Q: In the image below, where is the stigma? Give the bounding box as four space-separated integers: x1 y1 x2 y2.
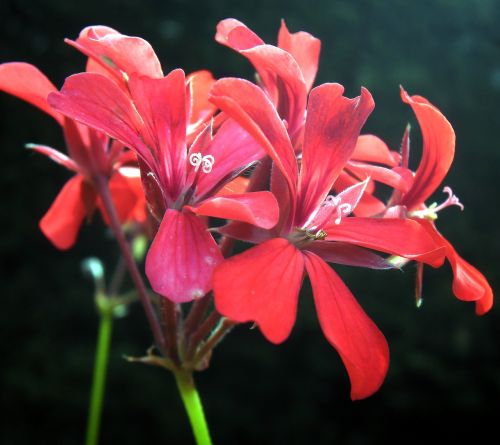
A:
189 152 215 173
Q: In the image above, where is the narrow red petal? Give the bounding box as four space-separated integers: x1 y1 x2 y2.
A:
214 238 304 343
351 135 399 166
303 251 389 400
306 241 392 269
419 220 493 314
39 175 88 250
346 161 414 192
400 87 455 208
27 144 78 172
0 62 63 125
188 191 278 229
297 85 374 226
277 20 321 92
324 217 446 267
145 210 223 303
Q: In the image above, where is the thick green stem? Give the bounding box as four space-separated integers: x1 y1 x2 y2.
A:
85 304 113 445
174 371 212 445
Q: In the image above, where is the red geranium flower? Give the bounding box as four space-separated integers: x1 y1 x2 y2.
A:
48 69 279 303
0 62 145 249
210 78 446 399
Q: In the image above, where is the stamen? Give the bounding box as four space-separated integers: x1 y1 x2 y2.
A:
189 152 215 173
433 186 464 213
334 203 352 225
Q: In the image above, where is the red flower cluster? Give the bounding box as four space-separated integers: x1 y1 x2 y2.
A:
1 19 492 400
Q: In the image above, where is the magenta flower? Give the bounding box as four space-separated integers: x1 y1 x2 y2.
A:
48 69 278 302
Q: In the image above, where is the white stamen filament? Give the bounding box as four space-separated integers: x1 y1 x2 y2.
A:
433 186 464 212
334 203 352 225
189 152 215 173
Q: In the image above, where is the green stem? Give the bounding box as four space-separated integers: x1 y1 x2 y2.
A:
85 303 113 445
174 371 213 445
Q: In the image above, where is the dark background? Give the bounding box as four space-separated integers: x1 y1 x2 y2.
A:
1 0 499 443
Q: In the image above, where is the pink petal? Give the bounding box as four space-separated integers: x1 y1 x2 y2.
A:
213 238 304 343
334 172 386 217
48 73 152 166
303 251 389 400
210 78 298 199
0 62 63 125
400 87 455 208
277 20 321 92
296 84 375 226
215 19 264 50
67 25 163 80
145 210 223 303
306 241 392 269
128 70 188 198
26 143 78 172
195 119 265 199
324 217 446 267
351 135 399 166
188 191 279 229
39 175 88 250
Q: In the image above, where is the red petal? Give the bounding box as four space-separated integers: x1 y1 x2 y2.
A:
400 87 455 208
128 70 188 198
419 221 493 314
48 73 152 166
217 221 275 244
39 175 88 250
297 85 374 226
145 210 223 303
67 25 163 80
186 70 217 133
210 78 298 198
277 20 321 92
215 19 264 50
188 191 278 229
0 62 63 125
324 217 446 267
213 238 304 343
27 144 78 172
351 135 399 166
303 251 389 400
241 45 307 136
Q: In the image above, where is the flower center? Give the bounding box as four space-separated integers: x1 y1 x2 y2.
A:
189 152 215 173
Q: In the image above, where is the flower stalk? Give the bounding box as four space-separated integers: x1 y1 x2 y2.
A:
174 371 213 445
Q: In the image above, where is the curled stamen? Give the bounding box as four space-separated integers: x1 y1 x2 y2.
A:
324 195 340 207
334 203 352 225
189 152 215 173
433 186 464 212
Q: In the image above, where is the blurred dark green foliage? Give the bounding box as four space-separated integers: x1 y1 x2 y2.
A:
0 0 499 443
